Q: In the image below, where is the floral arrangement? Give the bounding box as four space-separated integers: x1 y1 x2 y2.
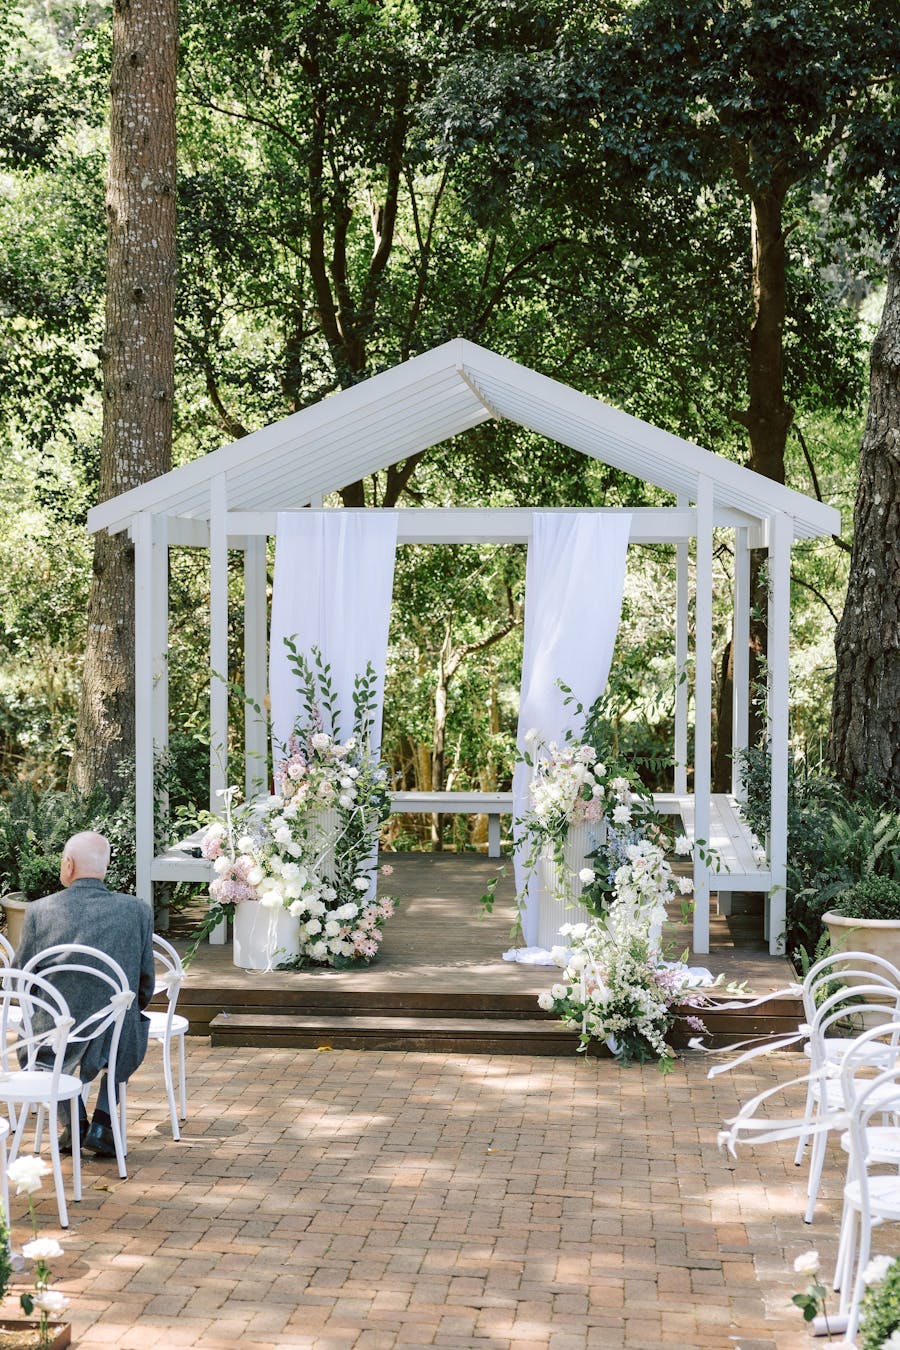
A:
857 1253 900 1349
193 646 395 969
8 1155 70 1346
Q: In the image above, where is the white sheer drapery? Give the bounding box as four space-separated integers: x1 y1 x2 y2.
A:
513 511 632 948
269 511 399 757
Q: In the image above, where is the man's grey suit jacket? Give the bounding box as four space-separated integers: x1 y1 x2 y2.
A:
15 877 155 1085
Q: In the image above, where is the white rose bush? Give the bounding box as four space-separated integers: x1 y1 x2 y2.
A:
8 1156 70 1346
855 1253 900 1349
192 646 396 969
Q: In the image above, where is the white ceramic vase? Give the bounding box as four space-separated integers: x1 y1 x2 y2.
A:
535 820 605 950
233 900 300 972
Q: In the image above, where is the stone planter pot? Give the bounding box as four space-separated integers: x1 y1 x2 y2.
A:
232 901 300 972
535 820 604 950
0 892 28 950
823 910 900 986
0 1319 71 1348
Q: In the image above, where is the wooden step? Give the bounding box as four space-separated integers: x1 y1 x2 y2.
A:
209 1011 586 1055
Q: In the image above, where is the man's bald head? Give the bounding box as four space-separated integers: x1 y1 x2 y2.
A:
60 831 111 887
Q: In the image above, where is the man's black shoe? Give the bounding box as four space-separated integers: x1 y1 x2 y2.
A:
82 1120 118 1159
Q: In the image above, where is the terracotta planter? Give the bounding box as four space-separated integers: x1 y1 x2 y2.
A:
823 910 900 985
232 901 300 972
0 892 28 950
0 1319 71 1349
535 820 605 950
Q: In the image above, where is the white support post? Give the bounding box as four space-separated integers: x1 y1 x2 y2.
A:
243 535 269 798
133 513 155 912
692 477 714 955
209 477 229 944
731 526 751 800
767 511 793 956
674 495 690 796
151 514 170 929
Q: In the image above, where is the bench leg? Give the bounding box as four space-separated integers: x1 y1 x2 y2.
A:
717 891 733 917
488 814 501 858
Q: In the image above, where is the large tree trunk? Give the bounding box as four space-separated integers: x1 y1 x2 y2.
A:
828 225 900 793
714 180 794 790
71 0 178 794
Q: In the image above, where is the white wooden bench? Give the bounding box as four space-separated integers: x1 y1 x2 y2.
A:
653 791 771 915
389 791 514 858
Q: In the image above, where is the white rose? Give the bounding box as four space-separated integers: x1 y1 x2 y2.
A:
567 952 586 973
247 865 264 886
549 945 569 967
340 941 355 957
340 777 353 789
212 855 231 875
678 877 694 895
311 732 331 750
346 767 359 779
324 920 341 937
578 867 595 884
283 882 302 899
8 1156 50 1194
305 919 323 936
336 902 358 921
353 877 369 892
32 1289 69 1316
863 1254 895 1286
259 890 285 911
274 826 292 846
537 991 555 1011
22 1237 65 1261
339 795 353 808
288 900 307 917
237 835 254 853
792 1250 821 1278
308 899 326 917
328 939 344 954
550 983 568 1001
310 941 329 960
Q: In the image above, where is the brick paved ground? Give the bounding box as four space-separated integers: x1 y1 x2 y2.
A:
0 1045 853 1350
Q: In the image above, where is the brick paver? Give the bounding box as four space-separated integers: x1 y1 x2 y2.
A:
0 1045 851 1348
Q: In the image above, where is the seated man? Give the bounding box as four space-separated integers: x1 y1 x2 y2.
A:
15 830 155 1157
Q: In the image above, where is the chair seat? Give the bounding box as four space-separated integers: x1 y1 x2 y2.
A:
845 1173 900 1221
841 1126 900 1161
143 1010 188 1039
0 1070 83 1104
806 1037 897 1065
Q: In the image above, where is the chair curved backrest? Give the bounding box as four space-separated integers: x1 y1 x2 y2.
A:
152 933 185 1036
20 943 134 1074
802 950 900 1023
0 933 15 967
0 967 74 1078
807 982 900 1073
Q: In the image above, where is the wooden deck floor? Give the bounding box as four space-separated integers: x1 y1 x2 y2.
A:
168 851 794 1001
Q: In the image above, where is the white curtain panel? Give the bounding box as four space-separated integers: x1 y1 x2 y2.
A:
269 511 399 758
514 511 633 947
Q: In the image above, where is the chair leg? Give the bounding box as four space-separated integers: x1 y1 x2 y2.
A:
833 1201 853 1293
845 1218 873 1344
118 1082 127 1156
0 1129 8 1241
162 1037 180 1142
794 1078 815 1165
805 1126 829 1224
46 1107 68 1230
106 1081 127 1181
70 1098 82 1203
177 1033 187 1123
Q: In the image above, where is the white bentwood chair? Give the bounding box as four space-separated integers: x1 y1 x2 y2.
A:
840 1063 900 1343
19 945 134 1187
123 934 188 1141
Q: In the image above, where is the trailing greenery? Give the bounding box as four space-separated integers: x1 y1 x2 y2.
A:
738 746 900 957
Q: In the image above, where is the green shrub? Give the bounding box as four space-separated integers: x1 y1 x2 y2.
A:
833 875 900 922
738 747 900 958
859 1256 900 1348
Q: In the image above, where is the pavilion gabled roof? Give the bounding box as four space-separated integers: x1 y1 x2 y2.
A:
88 339 840 540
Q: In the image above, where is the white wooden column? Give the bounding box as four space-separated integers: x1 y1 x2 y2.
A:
209 476 229 807
692 477 714 954
767 511 793 955
243 535 269 798
151 514 170 927
209 478 230 945
674 495 690 795
133 513 155 909
731 525 751 800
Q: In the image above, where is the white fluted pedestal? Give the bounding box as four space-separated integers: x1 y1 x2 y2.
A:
535 821 604 950
233 902 300 971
